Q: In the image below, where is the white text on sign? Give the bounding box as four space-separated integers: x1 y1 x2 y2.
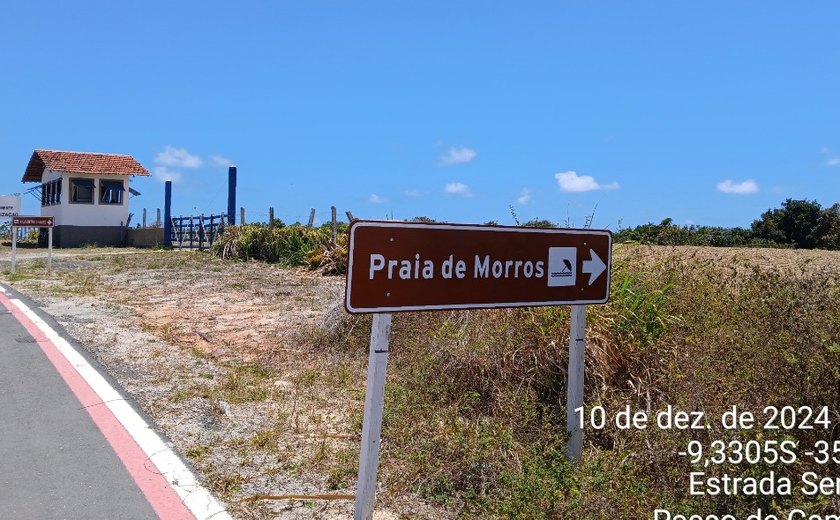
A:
369 253 547 281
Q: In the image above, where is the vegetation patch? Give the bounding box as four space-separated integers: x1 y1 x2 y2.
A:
313 248 840 517
615 198 840 249
213 222 348 274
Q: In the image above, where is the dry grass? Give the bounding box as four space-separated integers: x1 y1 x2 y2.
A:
315 245 840 518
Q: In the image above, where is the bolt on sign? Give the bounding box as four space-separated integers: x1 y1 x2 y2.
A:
345 221 612 313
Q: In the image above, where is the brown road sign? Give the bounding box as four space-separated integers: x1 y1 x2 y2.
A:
12 216 54 228
345 221 612 313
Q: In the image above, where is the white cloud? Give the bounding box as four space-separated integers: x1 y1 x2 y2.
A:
368 193 386 204
819 147 839 166
438 146 477 166
153 166 183 183
445 182 473 197
554 171 619 192
155 146 203 168
210 155 232 167
517 188 532 205
717 179 758 194
404 189 424 197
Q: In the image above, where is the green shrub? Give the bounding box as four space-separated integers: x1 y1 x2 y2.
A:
615 198 839 250
213 222 348 272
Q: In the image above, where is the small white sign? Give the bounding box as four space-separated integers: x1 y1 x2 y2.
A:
0 194 21 219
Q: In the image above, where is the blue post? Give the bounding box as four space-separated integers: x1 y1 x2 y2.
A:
227 166 237 226
164 181 172 247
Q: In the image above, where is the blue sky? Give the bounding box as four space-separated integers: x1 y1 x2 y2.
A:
1 1 838 229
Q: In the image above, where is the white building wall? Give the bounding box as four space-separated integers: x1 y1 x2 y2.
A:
39 169 130 227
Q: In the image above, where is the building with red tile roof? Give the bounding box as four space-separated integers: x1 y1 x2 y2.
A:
21 150 150 247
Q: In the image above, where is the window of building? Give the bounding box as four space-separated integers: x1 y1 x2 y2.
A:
100 180 125 205
70 178 95 204
41 179 62 206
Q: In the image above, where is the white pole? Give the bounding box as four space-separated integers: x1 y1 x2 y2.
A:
47 227 53 272
355 313 393 520
566 305 586 461
11 226 17 275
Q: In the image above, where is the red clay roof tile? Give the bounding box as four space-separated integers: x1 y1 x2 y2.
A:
22 149 151 182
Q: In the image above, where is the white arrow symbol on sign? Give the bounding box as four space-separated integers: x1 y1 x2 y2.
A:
581 249 606 285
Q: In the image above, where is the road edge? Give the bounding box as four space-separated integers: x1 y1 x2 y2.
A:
0 282 233 520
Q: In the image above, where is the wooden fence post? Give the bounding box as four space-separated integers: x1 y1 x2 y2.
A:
240 207 246 226
142 208 147 228
156 208 161 227
308 208 316 228
346 211 355 222
198 214 205 251
269 207 275 229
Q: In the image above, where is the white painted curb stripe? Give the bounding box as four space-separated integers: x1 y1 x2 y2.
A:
1 284 232 520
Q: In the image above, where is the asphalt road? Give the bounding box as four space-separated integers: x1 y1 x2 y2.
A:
0 301 158 519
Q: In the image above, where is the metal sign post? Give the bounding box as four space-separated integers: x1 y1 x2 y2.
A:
566 305 586 460
11 227 17 275
47 226 53 272
354 313 392 520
